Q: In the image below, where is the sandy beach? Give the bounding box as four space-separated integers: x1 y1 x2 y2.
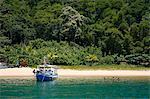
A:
0 68 34 77
0 67 150 77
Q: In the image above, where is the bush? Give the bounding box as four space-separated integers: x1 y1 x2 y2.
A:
84 54 99 66
113 55 126 64
1 40 103 66
125 54 150 66
99 56 115 65
2 39 148 67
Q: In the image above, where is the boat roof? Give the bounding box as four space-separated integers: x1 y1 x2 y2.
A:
38 65 58 68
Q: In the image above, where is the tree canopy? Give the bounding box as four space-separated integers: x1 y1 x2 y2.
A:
0 0 149 66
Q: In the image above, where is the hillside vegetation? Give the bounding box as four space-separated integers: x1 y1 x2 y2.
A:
0 0 149 67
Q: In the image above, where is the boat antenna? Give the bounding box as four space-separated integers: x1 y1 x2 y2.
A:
44 56 46 65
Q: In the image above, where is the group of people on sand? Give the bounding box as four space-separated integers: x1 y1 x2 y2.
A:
104 77 120 81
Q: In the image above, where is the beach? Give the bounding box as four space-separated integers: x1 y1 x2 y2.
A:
0 67 150 77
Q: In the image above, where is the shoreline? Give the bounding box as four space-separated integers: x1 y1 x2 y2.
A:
58 69 150 77
0 67 150 77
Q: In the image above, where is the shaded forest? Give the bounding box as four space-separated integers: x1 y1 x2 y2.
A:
0 0 149 66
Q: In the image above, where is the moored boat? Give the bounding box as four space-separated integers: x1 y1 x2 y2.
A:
33 65 58 81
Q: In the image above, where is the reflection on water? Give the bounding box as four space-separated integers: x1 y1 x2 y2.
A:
0 77 150 99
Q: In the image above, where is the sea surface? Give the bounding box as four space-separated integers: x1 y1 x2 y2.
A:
0 77 149 99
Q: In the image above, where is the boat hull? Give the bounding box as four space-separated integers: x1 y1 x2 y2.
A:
36 74 58 81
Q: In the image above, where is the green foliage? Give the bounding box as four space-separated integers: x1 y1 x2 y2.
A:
125 54 150 67
60 65 150 70
99 56 115 65
0 0 149 67
85 54 99 66
1 40 102 66
0 36 11 47
59 6 87 42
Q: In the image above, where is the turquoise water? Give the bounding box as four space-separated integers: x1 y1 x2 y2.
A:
0 77 149 99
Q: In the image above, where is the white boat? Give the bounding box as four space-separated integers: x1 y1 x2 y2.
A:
33 65 58 81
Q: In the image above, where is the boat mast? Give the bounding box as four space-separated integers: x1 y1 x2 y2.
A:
43 56 47 70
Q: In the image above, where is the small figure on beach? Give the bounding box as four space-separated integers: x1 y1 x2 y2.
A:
112 77 120 81
16 60 20 68
104 77 120 81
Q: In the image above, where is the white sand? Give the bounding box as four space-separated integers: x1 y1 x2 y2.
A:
58 69 150 77
0 68 150 77
0 67 34 77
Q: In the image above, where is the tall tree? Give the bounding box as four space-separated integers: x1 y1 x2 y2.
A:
59 6 87 43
